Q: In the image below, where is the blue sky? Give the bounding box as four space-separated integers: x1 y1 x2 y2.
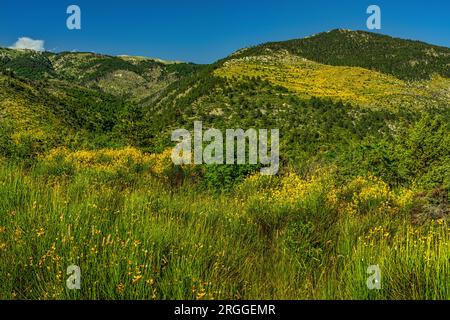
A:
1 0 449 63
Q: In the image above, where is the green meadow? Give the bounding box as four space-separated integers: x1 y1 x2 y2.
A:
0 146 448 300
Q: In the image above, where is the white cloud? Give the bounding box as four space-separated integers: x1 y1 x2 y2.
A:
10 37 45 51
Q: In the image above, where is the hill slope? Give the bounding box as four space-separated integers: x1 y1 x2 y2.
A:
0 30 449 169
231 29 450 80
0 48 203 100
215 49 450 110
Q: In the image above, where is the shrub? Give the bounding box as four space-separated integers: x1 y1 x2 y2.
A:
202 164 258 192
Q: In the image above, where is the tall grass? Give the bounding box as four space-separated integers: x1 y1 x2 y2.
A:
0 151 448 300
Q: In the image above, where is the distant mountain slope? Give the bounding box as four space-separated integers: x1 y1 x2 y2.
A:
0 48 55 80
232 29 450 80
0 48 202 100
0 29 449 158
50 52 200 91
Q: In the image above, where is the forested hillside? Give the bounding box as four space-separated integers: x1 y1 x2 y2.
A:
232 29 450 80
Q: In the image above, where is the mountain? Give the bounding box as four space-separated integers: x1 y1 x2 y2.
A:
0 30 449 187
0 48 202 99
0 48 203 154
231 29 450 80
130 31 449 152
215 29 450 110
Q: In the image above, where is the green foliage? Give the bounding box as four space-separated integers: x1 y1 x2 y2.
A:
349 114 450 191
0 48 55 79
234 29 450 80
403 115 450 189
0 121 14 159
202 164 259 192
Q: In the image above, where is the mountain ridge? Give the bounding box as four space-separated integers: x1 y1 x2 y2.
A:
3 28 450 65
0 29 449 158
227 29 450 81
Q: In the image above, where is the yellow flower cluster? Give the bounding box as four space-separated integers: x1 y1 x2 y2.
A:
361 226 391 245
335 175 394 215
42 147 192 179
191 278 211 300
243 169 333 208
270 172 315 206
393 187 415 209
44 147 153 173
147 149 175 176
241 169 417 218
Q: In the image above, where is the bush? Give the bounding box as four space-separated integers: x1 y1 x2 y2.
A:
202 164 259 192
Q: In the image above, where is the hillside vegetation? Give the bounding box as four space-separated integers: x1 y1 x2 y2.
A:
215 50 450 110
0 48 202 100
0 30 449 300
232 29 450 80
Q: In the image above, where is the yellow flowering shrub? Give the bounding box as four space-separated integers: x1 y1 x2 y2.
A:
147 149 175 176
393 187 416 209
42 147 153 173
334 175 394 215
41 147 192 178
241 168 334 208
235 173 278 197
41 147 200 185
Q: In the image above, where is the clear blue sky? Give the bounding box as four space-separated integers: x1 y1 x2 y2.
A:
1 0 449 63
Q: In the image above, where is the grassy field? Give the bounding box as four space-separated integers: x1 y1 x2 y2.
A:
1 148 448 300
